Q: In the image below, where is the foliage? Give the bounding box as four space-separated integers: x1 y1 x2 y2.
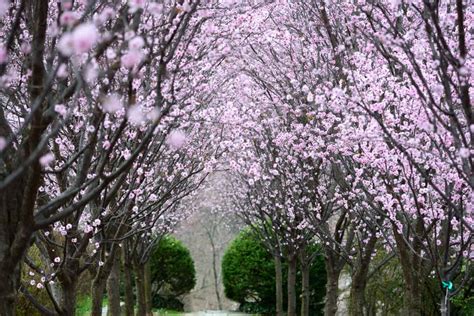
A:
222 229 276 307
149 235 196 309
222 230 326 315
152 296 184 313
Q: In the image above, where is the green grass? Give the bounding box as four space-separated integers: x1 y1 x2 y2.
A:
75 296 108 316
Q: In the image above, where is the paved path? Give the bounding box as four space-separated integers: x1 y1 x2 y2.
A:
100 308 250 316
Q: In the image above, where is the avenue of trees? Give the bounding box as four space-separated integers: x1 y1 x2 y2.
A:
0 0 472 316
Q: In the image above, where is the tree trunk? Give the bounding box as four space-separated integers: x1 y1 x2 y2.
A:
107 255 121 316
287 256 297 316
144 261 153 316
403 285 423 316
123 246 134 316
135 263 146 316
349 280 365 316
324 260 340 316
0 265 20 316
211 241 222 310
59 280 78 316
0 0 49 314
392 224 422 316
274 254 284 316
300 262 310 316
91 275 107 316
349 234 377 316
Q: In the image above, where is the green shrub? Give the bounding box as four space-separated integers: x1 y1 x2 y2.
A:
222 229 326 315
149 235 196 310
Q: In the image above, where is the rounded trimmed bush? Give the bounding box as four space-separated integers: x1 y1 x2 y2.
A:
149 235 196 309
222 230 326 315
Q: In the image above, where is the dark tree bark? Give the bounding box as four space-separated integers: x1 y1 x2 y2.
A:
274 254 284 316
287 255 297 316
144 261 153 316
300 260 310 316
0 1 49 314
324 259 340 316
59 278 78 316
107 254 121 316
123 245 134 316
392 223 423 316
349 233 378 316
91 275 107 316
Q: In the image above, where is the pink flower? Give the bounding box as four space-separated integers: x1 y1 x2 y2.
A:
459 148 470 158
0 45 7 64
39 153 55 167
0 136 6 151
72 23 98 53
102 93 122 113
57 64 68 78
61 0 72 10
0 0 9 18
54 104 67 117
120 50 143 69
57 33 75 56
166 130 186 149
59 11 79 27
129 0 146 13
127 105 145 125
129 36 145 51
148 3 163 16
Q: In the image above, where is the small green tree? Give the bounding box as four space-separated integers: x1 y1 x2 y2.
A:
222 230 326 314
222 230 276 308
149 235 196 309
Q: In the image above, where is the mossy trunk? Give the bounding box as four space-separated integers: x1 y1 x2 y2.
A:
144 261 153 316
135 263 146 316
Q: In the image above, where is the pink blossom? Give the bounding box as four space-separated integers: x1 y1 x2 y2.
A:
0 0 8 17
180 0 192 12
39 153 55 167
127 105 145 125
21 43 31 54
57 33 75 56
129 36 145 51
61 0 72 10
0 136 6 151
459 148 470 158
120 50 143 69
0 45 7 64
59 11 79 27
166 130 187 149
57 64 68 78
148 3 163 16
54 104 67 117
129 0 146 13
72 23 98 53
